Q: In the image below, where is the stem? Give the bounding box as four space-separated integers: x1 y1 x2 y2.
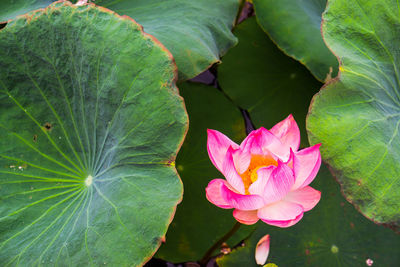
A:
234 0 246 26
240 108 256 134
199 222 242 265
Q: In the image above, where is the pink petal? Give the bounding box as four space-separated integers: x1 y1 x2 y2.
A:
207 129 239 173
222 147 245 194
220 181 265 211
232 148 251 174
262 161 295 204
270 114 300 152
233 209 259 225
284 186 321 211
257 201 304 228
292 144 322 190
75 0 88 6
239 128 265 155
263 213 304 228
240 127 289 160
255 234 270 265
248 166 274 196
205 179 233 209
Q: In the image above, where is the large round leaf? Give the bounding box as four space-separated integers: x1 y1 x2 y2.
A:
307 0 400 230
0 2 188 266
0 0 53 22
253 0 338 82
156 82 254 262
217 164 400 266
219 17 322 148
92 0 240 80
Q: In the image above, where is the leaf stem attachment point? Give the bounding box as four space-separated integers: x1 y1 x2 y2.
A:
85 175 93 186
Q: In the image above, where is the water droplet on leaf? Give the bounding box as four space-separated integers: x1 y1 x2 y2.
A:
331 245 339 254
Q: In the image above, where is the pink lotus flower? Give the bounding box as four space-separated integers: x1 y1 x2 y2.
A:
205 115 321 227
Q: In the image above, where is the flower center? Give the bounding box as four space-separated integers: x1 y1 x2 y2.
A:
239 154 277 194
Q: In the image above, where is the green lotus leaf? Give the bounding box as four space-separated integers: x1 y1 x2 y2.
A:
219 17 322 147
0 0 53 22
307 0 400 230
217 164 400 266
0 2 188 266
91 0 239 80
156 82 254 263
253 0 338 82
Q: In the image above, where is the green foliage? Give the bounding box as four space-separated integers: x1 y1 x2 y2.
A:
0 0 53 22
0 0 399 265
217 164 400 266
219 17 322 148
156 82 254 262
253 0 338 82
94 0 240 80
307 0 400 230
0 2 187 266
